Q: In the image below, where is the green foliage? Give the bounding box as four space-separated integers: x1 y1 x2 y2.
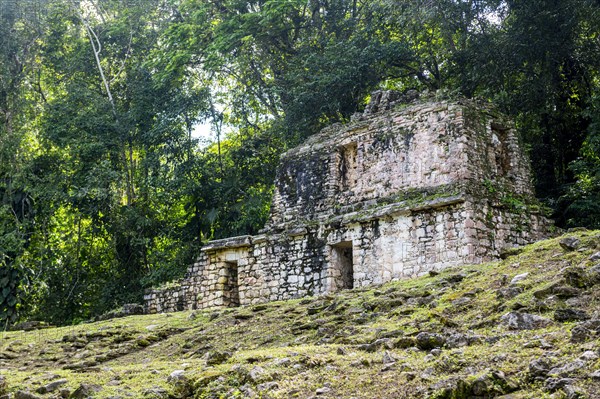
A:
0 0 43 326
563 92 600 228
185 128 281 240
0 0 212 324
0 261 21 326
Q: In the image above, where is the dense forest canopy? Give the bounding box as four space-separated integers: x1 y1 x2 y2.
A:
1 0 600 326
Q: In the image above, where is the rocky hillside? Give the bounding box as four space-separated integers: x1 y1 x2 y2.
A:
2 231 600 399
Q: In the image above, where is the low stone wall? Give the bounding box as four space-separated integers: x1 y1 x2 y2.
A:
144 283 184 314
144 252 208 313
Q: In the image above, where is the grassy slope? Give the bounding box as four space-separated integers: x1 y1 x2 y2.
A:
1 231 600 399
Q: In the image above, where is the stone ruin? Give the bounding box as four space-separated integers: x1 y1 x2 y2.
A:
144 93 553 313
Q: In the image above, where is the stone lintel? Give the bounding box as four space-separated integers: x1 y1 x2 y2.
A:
201 235 253 252
409 195 465 212
252 234 267 244
329 194 466 226
286 227 307 237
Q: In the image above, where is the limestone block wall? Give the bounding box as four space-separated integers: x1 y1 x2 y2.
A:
268 100 534 228
195 237 252 308
144 252 208 313
241 234 322 303
321 197 551 290
460 199 551 256
144 284 184 314
328 202 470 289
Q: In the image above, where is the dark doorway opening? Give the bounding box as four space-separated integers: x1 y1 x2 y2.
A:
224 261 240 307
331 241 354 290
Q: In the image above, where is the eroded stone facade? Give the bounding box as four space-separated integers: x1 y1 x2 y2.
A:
145 94 553 314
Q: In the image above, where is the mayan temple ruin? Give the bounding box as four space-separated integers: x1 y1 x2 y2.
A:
144 92 553 313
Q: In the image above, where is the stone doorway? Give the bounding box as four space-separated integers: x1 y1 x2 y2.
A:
223 261 240 307
330 241 354 290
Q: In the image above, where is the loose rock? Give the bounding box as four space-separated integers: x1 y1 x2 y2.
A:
579 351 598 361
256 382 278 392
142 387 169 398
560 237 581 251
167 369 192 398
35 379 68 394
70 383 102 399
382 350 396 365
167 370 186 383
445 333 483 349
510 273 529 285
427 370 516 398
501 312 553 330
563 267 589 288
415 332 446 350
588 264 600 285
548 360 585 377
248 366 268 383
545 377 576 392
570 319 600 342
563 384 584 399
529 357 552 378
204 350 232 366
451 297 472 307
14 391 42 399
554 308 590 322
357 338 393 352
533 283 581 299
471 371 510 396
496 286 523 299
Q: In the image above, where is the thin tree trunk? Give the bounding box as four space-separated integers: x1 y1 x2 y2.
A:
73 2 136 205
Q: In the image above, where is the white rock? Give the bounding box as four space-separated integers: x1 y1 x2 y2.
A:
248 366 267 383
510 272 529 285
316 386 332 395
167 370 186 382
